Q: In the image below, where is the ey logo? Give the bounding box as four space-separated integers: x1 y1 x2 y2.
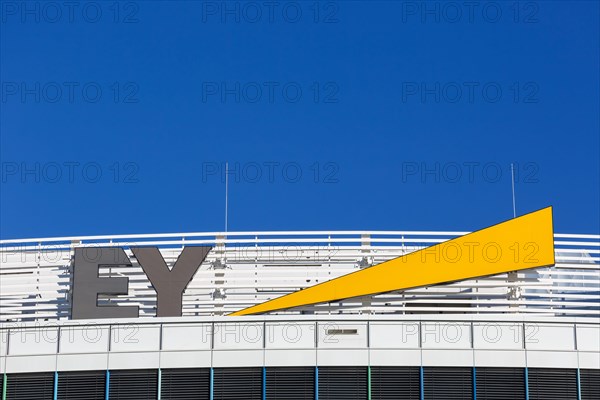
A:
71 207 555 319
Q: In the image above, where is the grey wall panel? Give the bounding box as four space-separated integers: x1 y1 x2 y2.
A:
6 372 54 400
318 366 367 400
160 368 210 400
266 367 315 400
580 369 600 400
213 367 262 400
108 369 158 400
475 367 525 400
423 367 472 400
371 366 420 400
528 368 577 400
57 370 106 400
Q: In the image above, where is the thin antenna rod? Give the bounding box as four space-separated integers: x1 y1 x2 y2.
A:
510 163 516 218
225 162 228 233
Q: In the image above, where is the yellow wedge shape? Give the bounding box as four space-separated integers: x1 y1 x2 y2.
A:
230 207 555 316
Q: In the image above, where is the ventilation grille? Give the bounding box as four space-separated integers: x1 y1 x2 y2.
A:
213 367 262 400
423 367 473 400
5 372 54 400
371 367 421 400
57 370 106 400
371 366 420 400
528 368 577 400
476 367 525 400
580 369 600 400
160 368 210 400
108 369 158 400
318 367 368 400
266 367 315 400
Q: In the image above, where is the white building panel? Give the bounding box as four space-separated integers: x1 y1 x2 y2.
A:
576 325 600 351
421 322 471 349
369 322 420 349
59 326 110 353
266 322 315 349
526 350 578 368
159 350 212 368
264 349 317 366
422 349 473 367
161 324 212 351
8 326 59 355
108 351 160 370
473 322 523 349
213 322 264 350
317 322 368 349
369 349 421 366
525 324 575 351
6 355 56 373
212 349 263 367
473 350 526 367
0 329 7 356
110 324 160 352
57 353 108 371
316 349 369 366
578 351 600 369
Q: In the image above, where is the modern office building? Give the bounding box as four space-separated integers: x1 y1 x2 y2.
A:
0 229 598 399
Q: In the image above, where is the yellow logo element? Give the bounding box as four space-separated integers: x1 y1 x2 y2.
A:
230 207 555 316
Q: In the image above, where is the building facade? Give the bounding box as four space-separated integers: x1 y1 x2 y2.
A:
1 231 599 399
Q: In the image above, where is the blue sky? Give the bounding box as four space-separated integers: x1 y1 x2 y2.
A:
1 0 599 239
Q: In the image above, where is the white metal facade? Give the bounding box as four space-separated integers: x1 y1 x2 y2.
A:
1 315 599 374
0 231 599 374
1 231 599 319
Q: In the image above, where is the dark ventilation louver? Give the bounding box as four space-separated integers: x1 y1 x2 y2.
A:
527 368 578 400
317 366 368 400
423 367 473 400
5 372 54 400
371 366 420 400
57 370 106 400
160 368 210 400
475 367 525 400
213 368 262 400
580 369 600 400
265 367 315 400
108 369 158 400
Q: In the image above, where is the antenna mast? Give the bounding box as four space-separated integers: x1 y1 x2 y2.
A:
510 163 517 218
225 161 229 232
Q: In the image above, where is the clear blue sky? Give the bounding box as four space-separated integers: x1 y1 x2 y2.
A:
1 1 598 239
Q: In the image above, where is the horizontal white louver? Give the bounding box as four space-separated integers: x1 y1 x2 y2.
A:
1 232 598 320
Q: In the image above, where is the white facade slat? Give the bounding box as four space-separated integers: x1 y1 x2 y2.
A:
0 232 598 321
